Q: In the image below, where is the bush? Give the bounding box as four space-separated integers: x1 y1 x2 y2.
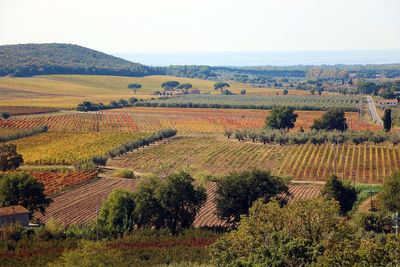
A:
0 223 22 241
113 169 134 179
352 211 391 233
43 217 66 239
379 171 400 212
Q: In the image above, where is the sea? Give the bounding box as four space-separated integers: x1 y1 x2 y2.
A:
114 50 400 67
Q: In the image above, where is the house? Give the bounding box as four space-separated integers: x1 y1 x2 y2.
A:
0 205 30 227
378 99 398 107
188 89 200 94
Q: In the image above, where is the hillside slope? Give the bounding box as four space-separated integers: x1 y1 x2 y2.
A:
0 43 164 77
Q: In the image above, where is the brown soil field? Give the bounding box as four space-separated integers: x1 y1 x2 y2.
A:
36 177 321 227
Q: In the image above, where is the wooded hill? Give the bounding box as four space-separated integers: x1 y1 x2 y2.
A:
0 43 164 77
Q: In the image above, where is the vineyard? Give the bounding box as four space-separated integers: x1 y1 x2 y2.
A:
143 94 361 111
30 171 98 195
0 105 58 115
108 136 290 174
8 132 146 165
0 107 380 134
278 143 400 184
36 176 322 227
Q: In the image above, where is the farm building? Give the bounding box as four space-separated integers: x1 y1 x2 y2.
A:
0 205 30 227
378 99 398 106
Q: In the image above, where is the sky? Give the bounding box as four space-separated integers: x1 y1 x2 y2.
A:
1 0 400 54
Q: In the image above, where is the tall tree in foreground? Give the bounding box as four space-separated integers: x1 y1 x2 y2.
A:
383 108 392 132
0 172 52 215
312 108 348 131
0 144 23 171
379 171 400 213
265 106 298 130
321 174 357 215
215 169 288 223
214 82 230 94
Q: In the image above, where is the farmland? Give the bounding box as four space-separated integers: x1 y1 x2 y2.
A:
0 107 380 134
35 176 321 227
0 105 59 115
108 136 399 184
143 94 361 111
7 132 145 165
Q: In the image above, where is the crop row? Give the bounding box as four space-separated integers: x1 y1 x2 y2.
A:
140 94 361 111
0 107 379 134
278 143 400 184
9 132 145 165
0 105 59 115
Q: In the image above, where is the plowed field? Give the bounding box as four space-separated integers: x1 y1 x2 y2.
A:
36 177 321 227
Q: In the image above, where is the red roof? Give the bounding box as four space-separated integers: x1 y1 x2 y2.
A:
0 205 30 216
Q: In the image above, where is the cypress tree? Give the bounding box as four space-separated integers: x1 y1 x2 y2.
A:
383 108 392 132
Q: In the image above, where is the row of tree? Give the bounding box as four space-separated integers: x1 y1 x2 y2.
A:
76 98 139 111
226 128 400 145
0 125 48 143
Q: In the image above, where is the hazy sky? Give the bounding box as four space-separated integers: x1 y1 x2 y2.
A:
1 0 399 53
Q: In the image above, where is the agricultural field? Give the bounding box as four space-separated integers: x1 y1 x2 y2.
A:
35 176 321 227
108 136 398 184
7 132 146 165
0 75 256 108
108 136 289 175
278 143 400 184
29 170 98 195
0 105 59 115
144 94 361 111
0 107 380 134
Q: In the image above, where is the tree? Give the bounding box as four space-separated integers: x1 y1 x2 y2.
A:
0 172 52 215
0 111 10 120
214 169 288 223
265 106 298 130
156 171 207 234
379 171 400 212
381 90 396 99
176 83 192 90
312 108 348 131
214 82 230 94
321 174 357 215
99 189 136 234
383 108 392 132
127 83 141 94
240 90 246 95
282 89 288 95
0 144 23 171
161 81 180 91
357 81 378 95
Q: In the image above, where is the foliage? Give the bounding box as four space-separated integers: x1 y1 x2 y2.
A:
351 211 391 233
176 83 192 89
135 171 207 234
49 240 124 267
211 198 340 266
0 125 48 143
127 83 142 90
0 111 10 120
214 82 230 93
321 174 357 215
99 189 136 234
214 169 288 223
91 155 107 166
357 81 379 94
379 171 400 212
265 106 298 130
142 94 360 112
383 108 392 132
0 172 52 215
0 223 22 241
42 218 66 239
240 90 246 95
312 108 348 131
0 43 163 77
113 169 134 178
162 81 180 90
0 143 23 171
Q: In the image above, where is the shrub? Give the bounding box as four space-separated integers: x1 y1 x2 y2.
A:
113 169 134 179
0 223 22 241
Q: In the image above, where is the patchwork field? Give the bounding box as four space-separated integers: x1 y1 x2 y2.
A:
35 176 321 227
8 132 145 165
0 107 381 134
108 136 399 184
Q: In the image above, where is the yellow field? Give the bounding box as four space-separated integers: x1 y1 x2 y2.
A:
0 75 271 108
8 132 145 165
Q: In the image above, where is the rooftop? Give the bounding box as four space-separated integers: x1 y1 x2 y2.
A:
0 205 30 216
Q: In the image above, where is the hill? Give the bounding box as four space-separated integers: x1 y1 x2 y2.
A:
0 43 164 77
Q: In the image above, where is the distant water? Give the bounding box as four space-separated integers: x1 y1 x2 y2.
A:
114 50 400 66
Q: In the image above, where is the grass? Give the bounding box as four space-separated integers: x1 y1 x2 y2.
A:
113 169 134 178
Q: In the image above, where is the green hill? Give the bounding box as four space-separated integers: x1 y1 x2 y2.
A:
0 43 164 77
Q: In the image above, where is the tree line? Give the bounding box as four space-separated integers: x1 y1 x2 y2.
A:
0 125 48 143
